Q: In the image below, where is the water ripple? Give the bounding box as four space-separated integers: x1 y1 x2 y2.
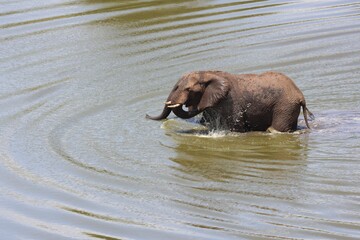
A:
1 0 360 239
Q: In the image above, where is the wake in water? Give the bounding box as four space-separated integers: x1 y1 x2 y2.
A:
172 110 360 137
162 115 313 138
311 110 360 134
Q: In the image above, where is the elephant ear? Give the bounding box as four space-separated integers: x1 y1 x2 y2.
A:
197 73 230 111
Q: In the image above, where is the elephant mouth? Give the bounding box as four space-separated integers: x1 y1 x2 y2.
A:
166 102 182 108
164 101 201 119
165 101 197 111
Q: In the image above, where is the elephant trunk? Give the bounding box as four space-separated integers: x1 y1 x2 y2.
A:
172 105 200 119
146 96 201 120
146 105 172 120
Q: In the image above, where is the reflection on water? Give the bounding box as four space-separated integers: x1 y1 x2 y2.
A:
166 120 310 205
1 0 360 239
166 119 309 181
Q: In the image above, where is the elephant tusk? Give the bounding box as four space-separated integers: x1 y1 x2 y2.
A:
164 101 172 105
167 103 181 108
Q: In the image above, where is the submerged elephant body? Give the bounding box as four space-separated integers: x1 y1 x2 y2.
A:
146 71 313 132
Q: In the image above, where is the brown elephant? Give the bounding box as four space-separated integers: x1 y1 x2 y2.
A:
146 71 314 132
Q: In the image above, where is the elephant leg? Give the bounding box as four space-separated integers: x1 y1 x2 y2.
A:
270 105 301 132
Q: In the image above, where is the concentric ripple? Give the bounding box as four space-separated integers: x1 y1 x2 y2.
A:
1 0 360 239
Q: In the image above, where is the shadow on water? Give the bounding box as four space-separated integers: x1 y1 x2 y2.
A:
163 119 309 183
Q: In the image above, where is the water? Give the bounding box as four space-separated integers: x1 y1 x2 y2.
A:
1 0 360 239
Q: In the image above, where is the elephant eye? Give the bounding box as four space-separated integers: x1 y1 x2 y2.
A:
199 82 208 88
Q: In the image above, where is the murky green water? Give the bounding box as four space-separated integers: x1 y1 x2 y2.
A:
1 0 360 239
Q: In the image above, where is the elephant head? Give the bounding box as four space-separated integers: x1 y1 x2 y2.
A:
146 71 230 120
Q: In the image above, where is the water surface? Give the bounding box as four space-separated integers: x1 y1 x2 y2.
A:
1 0 360 239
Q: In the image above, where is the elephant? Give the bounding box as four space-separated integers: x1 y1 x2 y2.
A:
146 71 314 132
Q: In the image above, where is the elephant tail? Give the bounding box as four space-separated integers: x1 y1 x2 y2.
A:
301 101 315 129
